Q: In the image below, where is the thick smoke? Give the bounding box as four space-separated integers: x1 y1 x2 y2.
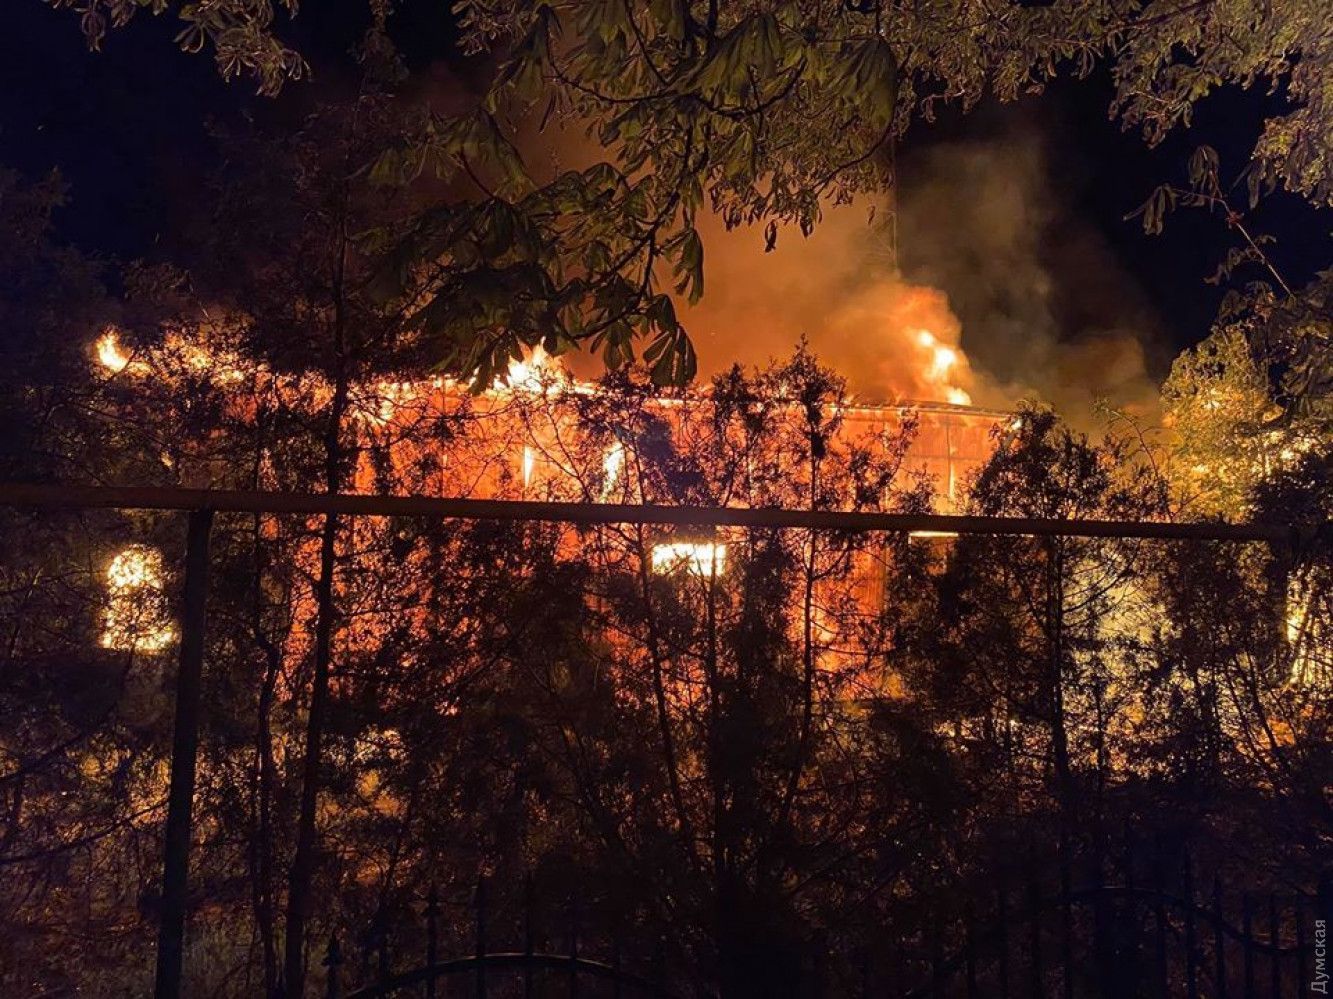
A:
675 121 1165 423
680 206 978 405
462 106 979 404
434 82 1166 422
894 121 1166 422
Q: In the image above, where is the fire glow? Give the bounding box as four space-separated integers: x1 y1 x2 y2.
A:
90 327 1001 521
501 348 554 393
101 545 175 652
602 441 626 497
94 309 981 417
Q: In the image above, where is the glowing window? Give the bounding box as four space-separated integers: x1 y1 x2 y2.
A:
521 445 535 488
651 542 726 576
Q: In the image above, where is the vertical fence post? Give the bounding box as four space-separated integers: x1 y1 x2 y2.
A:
1295 893 1307 994
152 508 214 999
324 933 343 999
523 872 535 999
1242 892 1254 999
1152 844 1168 999
425 884 439 999
1183 853 1197 999
568 896 580 999
1060 853 1073 999
1269 893 1281 999
653 935 667 999
965 898 978 999
929 916 944 998
1028 870 1043 999
1214 878 1227 999
475 877 487 999
612 930 623 999
376 909 390 985
1123 837 1137 994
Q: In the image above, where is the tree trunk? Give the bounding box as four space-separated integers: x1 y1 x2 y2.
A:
1046 542 1072 818
252 597 282 997
246 436 281 996
281 440 344 995
282 193 351 995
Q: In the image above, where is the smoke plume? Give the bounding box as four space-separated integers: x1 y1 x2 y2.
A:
431 80 1166 423
675 119 1166 423
895 120 1166 422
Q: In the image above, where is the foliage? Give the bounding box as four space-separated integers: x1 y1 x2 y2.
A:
901 407 1169 830
6 12 1333 987
1162 325 1285 517
49 0 1333 380
0 168 112 480
48 0 307 94
1162 271 1333 518
1110 0 1333 207
356 0 1116 380
366 114 701 386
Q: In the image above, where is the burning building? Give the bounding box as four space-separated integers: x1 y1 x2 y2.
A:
90 326 1009 656
91 319 1329 708
90 327 1008 516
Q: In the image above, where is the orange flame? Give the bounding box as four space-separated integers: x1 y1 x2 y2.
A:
914 327 972 405
807 282 977 405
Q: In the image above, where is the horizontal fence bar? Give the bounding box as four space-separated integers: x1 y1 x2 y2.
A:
0 482 1312 544
341 952 674 999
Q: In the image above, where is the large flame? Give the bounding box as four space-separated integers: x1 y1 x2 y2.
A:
795 282 978 405
482 346 582 396
670 201 983 406
95 297 978 426
914 327 972 406
498 348 552 393
94 328 134 374
96 326 247 384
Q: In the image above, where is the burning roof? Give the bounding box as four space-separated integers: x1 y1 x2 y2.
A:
92 327 1007 515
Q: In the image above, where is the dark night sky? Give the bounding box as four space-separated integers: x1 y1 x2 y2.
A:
3 0 1330 362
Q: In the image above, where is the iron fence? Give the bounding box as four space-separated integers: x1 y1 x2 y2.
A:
0 483 1328 998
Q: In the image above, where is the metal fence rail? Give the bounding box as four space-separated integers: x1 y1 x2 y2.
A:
0 481 1314 542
